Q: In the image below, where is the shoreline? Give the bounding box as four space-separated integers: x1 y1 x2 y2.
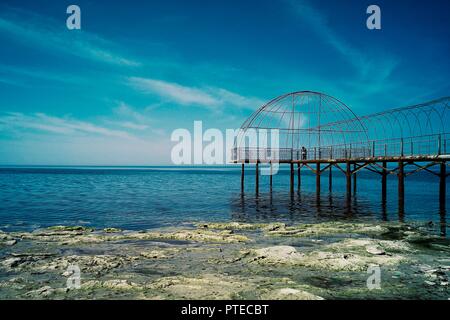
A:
0 221 449 300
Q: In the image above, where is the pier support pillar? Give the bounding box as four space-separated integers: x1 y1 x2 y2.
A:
346 162 352 199
329 165 332 192
297 163 301 193
269 161 273 190
398 161 405 214
241 163 244 191
353 163 357 194
381 161 387 202
316 163 321 196
290 163 294 194
440 162 446 211
255 162 259 195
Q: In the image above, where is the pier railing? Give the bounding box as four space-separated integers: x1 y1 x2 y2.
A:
232 133 449 162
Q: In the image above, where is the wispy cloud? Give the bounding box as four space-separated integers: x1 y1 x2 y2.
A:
0 108 171 165
0 77 25 87
0 131 171 165
128 77 219 106
107 121 149 131
127 76 265 110
98 102 154 131
0 64 87 86
289 1 363 70
0 10 140 67
287 0 398 96
0 112 134 139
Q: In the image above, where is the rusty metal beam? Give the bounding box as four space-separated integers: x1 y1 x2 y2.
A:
333 163 346 174
319 163 333 173
406 162 440 177
302 163 317 174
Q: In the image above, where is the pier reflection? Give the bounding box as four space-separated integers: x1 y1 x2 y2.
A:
230 190 448 238
231 191 374 223
439 207 447 237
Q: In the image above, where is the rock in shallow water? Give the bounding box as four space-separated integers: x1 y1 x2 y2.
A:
13 225 249 244
0 221 447 300
261 288 324 300
248 239 410 271
83 279 139 291
252 246 304 264
365 246 386 255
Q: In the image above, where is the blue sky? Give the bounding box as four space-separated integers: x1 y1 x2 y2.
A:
0 0 449 165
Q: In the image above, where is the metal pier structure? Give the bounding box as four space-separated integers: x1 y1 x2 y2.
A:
231 92 449 213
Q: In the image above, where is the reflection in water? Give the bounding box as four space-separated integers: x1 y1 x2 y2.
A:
440 207 447 237
231 190 447 237
381 199 388 221
231 191 376 224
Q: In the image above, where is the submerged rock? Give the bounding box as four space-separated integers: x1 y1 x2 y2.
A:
103 228 122 233
0 277 28 290
83 279 140 291
25 286 56 298
263 221 389 238
147 274 254 299
0 221 447 300
197 222 260 230
24 285 70 298
261 288 324 300
251 246 304 264
4 239 17 246
197 222 286 232
365 246 385 255
249 238 410 271
1 253 136 274
47 226 94 232
127 229 249 243
13 225 249 244
0 230 18 246
139 248 181 259
420 265 449 287
2 257 23 268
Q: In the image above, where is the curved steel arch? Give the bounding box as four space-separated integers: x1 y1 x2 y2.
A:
232 93 450 162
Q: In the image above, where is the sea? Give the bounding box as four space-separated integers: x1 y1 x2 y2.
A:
0 165 447 236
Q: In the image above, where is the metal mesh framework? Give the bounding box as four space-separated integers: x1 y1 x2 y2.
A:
232 92 450 162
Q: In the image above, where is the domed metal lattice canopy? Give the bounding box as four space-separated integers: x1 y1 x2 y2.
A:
233 92 449 162
237 91 367 148
234 91 368 161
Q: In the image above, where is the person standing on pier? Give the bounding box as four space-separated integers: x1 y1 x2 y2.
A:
301 146 307 160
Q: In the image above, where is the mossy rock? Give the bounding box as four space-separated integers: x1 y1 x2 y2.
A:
47 226 94 232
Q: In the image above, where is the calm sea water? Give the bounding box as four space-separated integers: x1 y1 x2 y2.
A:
0 166 447 235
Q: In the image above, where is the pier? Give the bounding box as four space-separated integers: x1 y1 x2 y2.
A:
232 92 449 213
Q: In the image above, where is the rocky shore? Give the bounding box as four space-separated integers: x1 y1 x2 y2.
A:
0 221 448 299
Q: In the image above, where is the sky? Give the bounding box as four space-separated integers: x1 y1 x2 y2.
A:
0 0 449 165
